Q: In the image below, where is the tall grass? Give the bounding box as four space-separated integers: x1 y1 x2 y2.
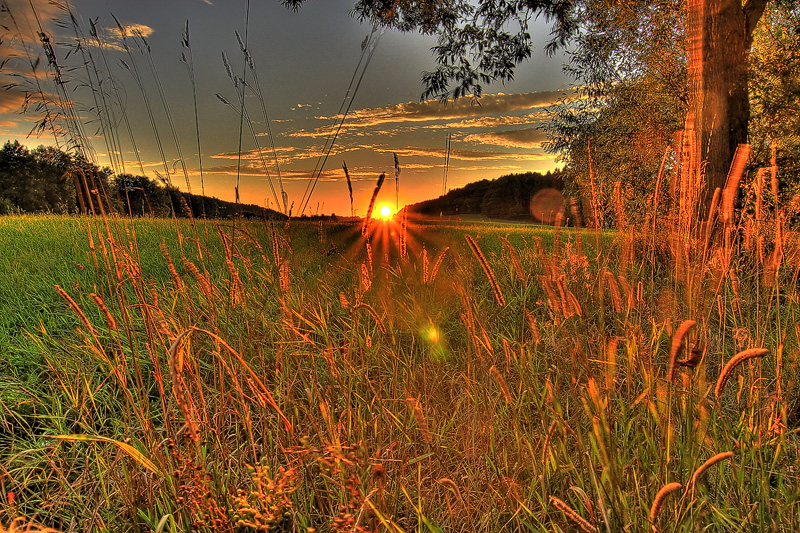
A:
1 2 799 532
1 179 799 531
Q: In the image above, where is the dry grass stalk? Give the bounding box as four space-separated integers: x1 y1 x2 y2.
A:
603 269 623 314
617 275 634 312
362 172 386 235
754 167 765 224
279 260 291 293
338 292 350 310
689 451 733 490
668 320 697 383
360 262 372 292
605 337 618 392
524 309 541 344
366 241 374 274
428 246 449 285
55 285 97 337
465 234 505 306
181 257 214 300
721 144 751 225
714 348 768 399
557 274 581 318
225 257 246 307
422 246 429 283
343 161 354 217
159 243 183 290
400 209 408 257
406 396 433 444
499 237 526 282
489 365 512 405
538 275 563 322
549 495 597 533
649 482 682 531
502 337 512 368
353 302 387 335
90 293 118 333
168 329 200 443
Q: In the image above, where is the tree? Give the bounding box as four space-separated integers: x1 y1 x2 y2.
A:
543 0 688 227
686 0 769 206
284 0 774 212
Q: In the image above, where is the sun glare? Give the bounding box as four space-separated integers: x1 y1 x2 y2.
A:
379 205 393 219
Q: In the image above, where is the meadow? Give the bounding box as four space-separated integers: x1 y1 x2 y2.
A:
0 207 798 532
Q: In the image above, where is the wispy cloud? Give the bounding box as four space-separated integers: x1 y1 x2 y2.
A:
373 146 552 162
463 128 549 149
0 90 26 115
106 23 155 40
424 111 549 129
320 90 572 129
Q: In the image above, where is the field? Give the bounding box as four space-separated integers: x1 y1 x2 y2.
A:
0 213 799 532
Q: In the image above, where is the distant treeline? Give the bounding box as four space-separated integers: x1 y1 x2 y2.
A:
0 141 285 219
406 170 564 219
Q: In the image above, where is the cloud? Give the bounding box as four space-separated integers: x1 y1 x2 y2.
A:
202 163 345 182
463 128 549 149
106 23 155 40
0 91 26 115
318 90 573 129
211 146 296 160
424 111 549 129
373 146 552 162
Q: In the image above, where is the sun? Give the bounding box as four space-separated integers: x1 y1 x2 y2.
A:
379 205 393 219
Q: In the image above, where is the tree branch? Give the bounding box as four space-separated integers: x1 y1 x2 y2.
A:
743 0 769 36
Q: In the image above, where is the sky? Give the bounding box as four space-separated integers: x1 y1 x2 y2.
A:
0 0 573 216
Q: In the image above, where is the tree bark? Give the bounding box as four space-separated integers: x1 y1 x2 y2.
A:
687 0 769 209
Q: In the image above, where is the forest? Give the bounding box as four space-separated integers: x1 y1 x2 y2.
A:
0 140 284 219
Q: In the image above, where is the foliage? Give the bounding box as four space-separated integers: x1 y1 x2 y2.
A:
749 0 800 187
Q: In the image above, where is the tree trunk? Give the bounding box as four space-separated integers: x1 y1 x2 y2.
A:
686 0 769 209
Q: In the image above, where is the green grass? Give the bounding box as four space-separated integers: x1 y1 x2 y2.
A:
0 213 798 532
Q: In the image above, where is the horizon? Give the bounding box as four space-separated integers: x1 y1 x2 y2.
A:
0 0 572 216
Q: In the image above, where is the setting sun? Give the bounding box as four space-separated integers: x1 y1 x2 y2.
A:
379 205 393 219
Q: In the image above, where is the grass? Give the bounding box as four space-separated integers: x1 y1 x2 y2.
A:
0 209 798 532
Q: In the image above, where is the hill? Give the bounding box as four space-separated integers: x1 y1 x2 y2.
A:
404 170 565 223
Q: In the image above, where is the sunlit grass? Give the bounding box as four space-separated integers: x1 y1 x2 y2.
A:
0 210 798 532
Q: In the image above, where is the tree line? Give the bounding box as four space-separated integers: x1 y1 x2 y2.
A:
0 141 284 219
406 171 565 220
